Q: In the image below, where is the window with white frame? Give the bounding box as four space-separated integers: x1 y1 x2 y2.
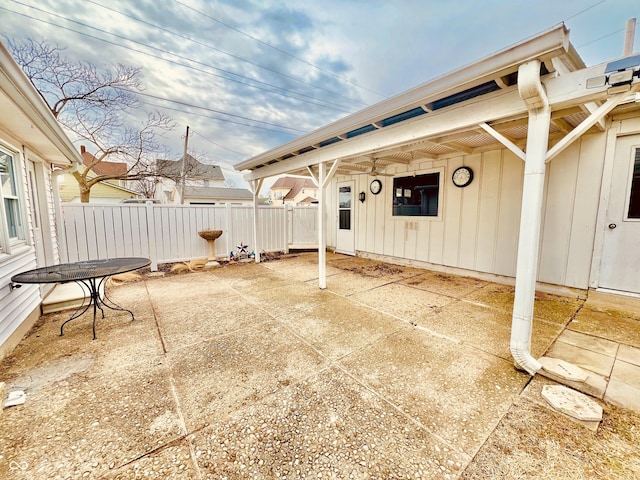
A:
0 146 25 252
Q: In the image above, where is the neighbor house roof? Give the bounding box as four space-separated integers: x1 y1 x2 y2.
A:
157 154 225 180
271 176 317 200
81 145 128 176
235 24 594 180
184 186 253 200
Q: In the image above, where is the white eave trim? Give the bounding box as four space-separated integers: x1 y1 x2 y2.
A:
236 24 571 172
0 39 82 167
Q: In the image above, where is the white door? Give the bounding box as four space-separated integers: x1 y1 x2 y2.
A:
27 161 46 267
599 134 640 294
335 181 355 255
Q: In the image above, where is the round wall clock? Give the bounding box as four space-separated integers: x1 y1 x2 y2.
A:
370 179 382 195
452 166 473 188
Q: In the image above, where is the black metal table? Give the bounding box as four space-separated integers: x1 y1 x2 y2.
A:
11 257 150 339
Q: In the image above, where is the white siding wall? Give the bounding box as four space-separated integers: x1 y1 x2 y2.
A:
0 136 41 352
328 132 606 289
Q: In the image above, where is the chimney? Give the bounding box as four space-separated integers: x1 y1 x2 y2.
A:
80 145 86 154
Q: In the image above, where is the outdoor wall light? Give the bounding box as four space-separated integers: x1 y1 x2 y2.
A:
359 191 366 203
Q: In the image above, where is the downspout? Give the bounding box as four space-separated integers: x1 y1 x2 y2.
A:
510 60 550 375
51 158 80 263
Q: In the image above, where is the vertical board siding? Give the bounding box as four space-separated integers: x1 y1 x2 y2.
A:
61 204 317 266
328 140 606 289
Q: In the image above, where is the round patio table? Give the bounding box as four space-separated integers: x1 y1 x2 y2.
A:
11 257 150 340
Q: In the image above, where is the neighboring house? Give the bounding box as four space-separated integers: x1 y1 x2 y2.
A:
236 25 640 374
81 145 129 189
57 145 141 203
156 154 225 204
269 176 318 205
176 186 253 205
0 39 82 358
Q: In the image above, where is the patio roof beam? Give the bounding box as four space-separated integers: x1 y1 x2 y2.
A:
243 63 614 181
546 88 639 163
478 122 526 160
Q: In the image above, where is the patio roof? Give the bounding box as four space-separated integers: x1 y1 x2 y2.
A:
235 24 591 180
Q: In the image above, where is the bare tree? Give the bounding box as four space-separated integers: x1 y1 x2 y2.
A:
7 38 174 202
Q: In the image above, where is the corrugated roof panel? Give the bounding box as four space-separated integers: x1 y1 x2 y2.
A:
379 107 427 127
318 137 341 147
346 124 377 138
431 80 501 110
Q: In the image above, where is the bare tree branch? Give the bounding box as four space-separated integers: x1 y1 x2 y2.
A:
7 37 175 202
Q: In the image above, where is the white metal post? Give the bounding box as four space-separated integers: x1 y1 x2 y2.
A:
318 162 327 289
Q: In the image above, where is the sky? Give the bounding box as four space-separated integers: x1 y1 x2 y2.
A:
1 0 638 191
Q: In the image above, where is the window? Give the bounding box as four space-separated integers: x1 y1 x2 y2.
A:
392 172 440 217
338 186 351 230
0 147 25 252
628 148 640 219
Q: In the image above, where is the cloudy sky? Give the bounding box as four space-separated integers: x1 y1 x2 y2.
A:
1 0 637 189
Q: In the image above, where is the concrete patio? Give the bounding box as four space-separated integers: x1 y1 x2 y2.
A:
1 252 639 479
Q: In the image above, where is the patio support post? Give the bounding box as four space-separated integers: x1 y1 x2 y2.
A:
318 161 327 289
251 178 264 263
510 60 549 375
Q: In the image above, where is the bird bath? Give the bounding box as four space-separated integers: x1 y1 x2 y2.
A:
198 229 223 268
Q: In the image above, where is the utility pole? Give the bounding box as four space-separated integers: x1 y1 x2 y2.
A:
180 125 189 205
624 18 636 56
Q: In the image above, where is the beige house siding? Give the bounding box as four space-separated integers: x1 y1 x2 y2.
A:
326 132 606 290
58 169 140 203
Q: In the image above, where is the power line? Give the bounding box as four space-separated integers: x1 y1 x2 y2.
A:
85 0 368 109
173 0 387 100
132 89 307 133
5 2 357 114
577 27 626 48
139 99 301 137
563 0 606 22
190 130 251 157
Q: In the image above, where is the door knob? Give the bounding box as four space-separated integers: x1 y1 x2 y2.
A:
608 223 617 229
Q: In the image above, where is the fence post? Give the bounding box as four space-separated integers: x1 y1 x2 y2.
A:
146 201 158 271
283 204 290 254
225 203 233 259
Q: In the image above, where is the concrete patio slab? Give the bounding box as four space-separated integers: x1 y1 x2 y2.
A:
339 327 529 457
398 271 487 298
2 252 640 479
618 344 640 367
274 296 405 360
349 282 453 323
546 341 615 377
554 329 619 357
610 360 640 389
467 283 584 324
569 304 640 345
319 270 399 297
605 378 640 412
0 357 180 479
167 319 328 432
191 366 466 479
419 301 563 361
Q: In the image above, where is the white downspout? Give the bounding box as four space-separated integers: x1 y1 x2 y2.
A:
52 159 80 263
510 60 550 375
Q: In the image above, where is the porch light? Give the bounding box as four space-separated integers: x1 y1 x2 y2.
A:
359 191 366 203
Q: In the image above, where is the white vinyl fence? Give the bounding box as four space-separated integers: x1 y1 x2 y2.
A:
61 203 318 270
